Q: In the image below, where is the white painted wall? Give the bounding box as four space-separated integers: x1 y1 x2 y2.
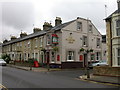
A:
61 18 102 62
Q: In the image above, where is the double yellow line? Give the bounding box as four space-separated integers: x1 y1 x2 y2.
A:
0 84 8 90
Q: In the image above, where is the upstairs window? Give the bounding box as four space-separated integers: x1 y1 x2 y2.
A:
96 38 100 48
40 37 43 47
35 38 38 47
47 35 51 45
116 20 120 36
83 36 88 46
28 41 30 48
77 22 82 30
89 25 92 32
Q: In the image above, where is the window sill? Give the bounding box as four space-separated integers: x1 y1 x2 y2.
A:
67 60 74 62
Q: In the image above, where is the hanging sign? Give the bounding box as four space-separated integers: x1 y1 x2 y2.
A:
52 34 58 44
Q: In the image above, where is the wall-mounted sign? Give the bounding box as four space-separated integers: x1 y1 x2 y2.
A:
52 34 58 44
66 36 75 44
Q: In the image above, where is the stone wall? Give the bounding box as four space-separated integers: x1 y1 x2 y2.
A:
93 66 120 77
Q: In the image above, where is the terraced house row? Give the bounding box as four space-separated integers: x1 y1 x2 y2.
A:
2 17 106 68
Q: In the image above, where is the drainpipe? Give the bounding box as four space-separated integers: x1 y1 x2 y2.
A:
110 20 112 67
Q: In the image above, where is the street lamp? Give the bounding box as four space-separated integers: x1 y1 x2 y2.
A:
85 49 90 78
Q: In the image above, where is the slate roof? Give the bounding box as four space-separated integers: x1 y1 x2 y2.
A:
105 10 119 20
3 19 76 46
3 30 46 46
51 20 76 31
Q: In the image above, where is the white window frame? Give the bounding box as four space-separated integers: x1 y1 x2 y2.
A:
28 41 30 48
35 38 38 47
47 35 51 45
40 37 43 47
77 22 82 30
51 52 55 63
96 38 100 48
89 25 92 32
83 36 88 46
117 48 120 66
67 51 74 61
116 20 120 36
96 52 101 61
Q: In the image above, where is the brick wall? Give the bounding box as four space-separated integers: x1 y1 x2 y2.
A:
93 66 120 77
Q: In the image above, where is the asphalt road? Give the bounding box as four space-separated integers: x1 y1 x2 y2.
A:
1 66 119 88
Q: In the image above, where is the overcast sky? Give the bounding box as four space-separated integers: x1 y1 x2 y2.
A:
0 0 117 42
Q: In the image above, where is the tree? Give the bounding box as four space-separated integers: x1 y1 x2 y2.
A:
2 54 11 64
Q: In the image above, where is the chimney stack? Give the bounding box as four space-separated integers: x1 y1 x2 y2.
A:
43 22 52 30
118 0 120 12
33 28 41 33
20 32 27 38
55 17 62 26
11 36 17 40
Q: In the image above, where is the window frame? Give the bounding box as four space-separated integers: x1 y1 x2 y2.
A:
83 36 88 46
46 35 51 45
67 51 74 61
77 22 82 30
96 38 100 48
117 48 120 65
116 20 120 36
96 52 101 61
89 25 92 32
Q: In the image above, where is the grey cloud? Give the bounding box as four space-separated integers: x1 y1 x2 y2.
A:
51 1 106 33
2 2 35 30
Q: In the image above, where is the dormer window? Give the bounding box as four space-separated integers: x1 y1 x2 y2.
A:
77 22 82 30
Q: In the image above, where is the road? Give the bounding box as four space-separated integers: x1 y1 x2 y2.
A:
1 66 119 88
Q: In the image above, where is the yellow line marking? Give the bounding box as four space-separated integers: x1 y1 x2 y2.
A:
0 84 8 90
75 78 120 87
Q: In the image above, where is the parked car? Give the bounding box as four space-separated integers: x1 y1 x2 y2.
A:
89 60 108 69
0 59 7 66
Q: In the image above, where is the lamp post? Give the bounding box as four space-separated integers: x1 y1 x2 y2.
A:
85 49 90 78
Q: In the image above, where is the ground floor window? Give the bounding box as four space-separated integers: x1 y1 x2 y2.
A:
91 54 95 61
35 53 38 60
51 52 55 63
117 48 120 65
67 51 74 61
24 53 26 60
96 52 101 61
32 53 34 58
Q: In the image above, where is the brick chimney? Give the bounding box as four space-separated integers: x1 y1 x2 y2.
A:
43 22 52 30
11 36 17 40
20 32 27 38
55 17 62 26
33 28 41 33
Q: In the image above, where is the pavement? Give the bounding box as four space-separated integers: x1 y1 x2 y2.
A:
7 64 61 72
7 64 120 86
79 74 120 86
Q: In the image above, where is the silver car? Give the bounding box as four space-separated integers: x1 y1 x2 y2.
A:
89 60 108 69
0 59 7 66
